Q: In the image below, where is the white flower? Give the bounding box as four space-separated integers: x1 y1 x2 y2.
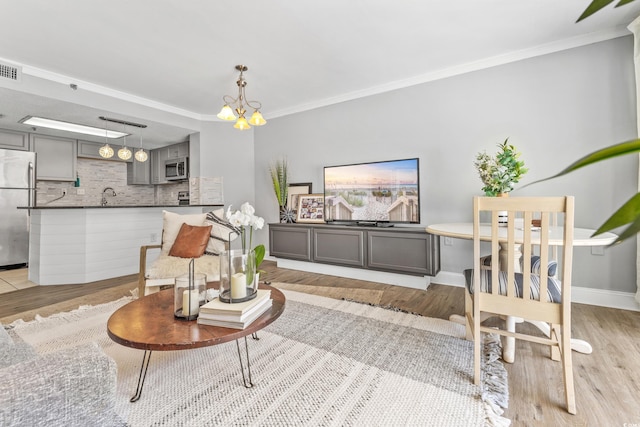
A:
225 205 234 221
252 216 265 230
240 202 255 216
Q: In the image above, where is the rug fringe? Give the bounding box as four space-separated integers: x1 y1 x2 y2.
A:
482 333 511 427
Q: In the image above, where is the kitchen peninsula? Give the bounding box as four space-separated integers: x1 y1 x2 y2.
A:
23 204 222 285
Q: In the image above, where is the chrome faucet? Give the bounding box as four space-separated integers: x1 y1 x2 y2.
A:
101 187 117 206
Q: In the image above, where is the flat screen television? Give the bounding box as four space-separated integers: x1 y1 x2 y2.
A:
323 158 420 226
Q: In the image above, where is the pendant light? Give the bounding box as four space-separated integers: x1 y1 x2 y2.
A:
99 120 114 159
117 123 132 160
134 132 148 162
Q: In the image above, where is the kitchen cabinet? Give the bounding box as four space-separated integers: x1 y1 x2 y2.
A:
151 147 169 184
77 140 130 161
31 134 77 181
151 141 189 184
127 157 151 185
166 141 189 159
0 128 29 151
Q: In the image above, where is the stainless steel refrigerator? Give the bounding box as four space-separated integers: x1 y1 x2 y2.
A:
0 148 36 268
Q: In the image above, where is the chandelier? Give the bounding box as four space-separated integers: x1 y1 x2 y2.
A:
217 65 266 130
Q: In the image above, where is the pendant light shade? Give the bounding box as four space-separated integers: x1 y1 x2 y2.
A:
234 116 251 130
134 134 148 162
118 146 132 160
217 105 237 121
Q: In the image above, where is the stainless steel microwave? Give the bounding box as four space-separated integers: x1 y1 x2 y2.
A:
165 157 188 180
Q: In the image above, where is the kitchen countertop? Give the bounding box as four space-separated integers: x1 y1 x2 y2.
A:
19 204 223 209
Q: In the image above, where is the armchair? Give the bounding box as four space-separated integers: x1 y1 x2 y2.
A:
138 209 238 297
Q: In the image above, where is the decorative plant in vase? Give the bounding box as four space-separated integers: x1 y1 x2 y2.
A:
226 202 266 286
269 157 292 222
474 138 528 196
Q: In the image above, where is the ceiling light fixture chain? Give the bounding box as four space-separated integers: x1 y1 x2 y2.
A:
217 64 266 130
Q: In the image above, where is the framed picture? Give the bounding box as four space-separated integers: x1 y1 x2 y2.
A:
296 194 325 223
287 182 313 214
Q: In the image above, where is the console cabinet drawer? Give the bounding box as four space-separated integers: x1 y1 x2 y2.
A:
313 228 365 268
269 225 312 261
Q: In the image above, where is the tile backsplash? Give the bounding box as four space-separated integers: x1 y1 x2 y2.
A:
36 158 188 206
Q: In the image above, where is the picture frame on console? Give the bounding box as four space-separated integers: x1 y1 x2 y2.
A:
296 194 325 223
287 182 313 217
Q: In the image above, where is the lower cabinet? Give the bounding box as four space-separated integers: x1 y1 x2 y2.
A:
269 223 440 276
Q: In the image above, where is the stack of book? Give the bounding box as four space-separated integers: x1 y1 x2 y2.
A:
197 289 272 329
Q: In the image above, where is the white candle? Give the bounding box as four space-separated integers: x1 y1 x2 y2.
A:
230 272 247 299
182 289 200 316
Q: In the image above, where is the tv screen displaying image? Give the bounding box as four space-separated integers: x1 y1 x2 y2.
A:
323 158 420 225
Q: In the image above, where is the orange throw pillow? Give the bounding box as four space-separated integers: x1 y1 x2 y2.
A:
168 223 213 258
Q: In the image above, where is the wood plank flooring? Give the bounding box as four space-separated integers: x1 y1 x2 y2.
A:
1 260 639 426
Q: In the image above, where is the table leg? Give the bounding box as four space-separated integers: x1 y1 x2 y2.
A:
236 336 254 388
130 350 153 403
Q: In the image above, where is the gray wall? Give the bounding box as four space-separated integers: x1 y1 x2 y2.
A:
253 36 638 293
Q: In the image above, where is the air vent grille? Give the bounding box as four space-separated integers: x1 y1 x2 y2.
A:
0 62 21 82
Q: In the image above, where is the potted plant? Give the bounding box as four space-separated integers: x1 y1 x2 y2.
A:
226 202 266 285
269 157 291 222
474 138 528 196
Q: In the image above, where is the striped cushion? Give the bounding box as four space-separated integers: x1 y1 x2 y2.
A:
481 255 557 277
204 209 240 255
464 269 562 303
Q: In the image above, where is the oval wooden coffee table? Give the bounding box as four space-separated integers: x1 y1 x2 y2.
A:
107 283 285 402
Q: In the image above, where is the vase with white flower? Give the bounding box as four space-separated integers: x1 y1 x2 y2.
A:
219 202 265 303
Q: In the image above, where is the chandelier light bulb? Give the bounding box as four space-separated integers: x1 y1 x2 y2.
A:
234 116 251 130
249 110 266 126
217 105 237 121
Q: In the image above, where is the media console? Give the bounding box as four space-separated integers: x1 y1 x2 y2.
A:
268 223 440 279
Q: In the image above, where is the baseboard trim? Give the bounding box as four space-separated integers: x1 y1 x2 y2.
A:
431 270 640 312
274 258 430 290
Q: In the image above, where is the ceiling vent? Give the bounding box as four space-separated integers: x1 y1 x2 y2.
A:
0 61 22 82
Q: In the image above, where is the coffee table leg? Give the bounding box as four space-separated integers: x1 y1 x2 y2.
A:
130 350 153 403
236 337 254 388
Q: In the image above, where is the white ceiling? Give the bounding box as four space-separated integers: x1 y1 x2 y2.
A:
0 0 639 147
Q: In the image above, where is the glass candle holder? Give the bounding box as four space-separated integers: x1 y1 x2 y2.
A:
174 272 206 320
219 249 258 303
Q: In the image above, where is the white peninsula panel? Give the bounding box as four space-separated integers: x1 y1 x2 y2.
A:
28 206 214 285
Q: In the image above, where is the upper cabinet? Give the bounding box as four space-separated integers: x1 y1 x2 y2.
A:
0 129 29 151
77 140 131 162
31 134 77 181
151 141 189 184
166 142 189 159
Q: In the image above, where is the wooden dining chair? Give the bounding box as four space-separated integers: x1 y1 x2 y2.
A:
464 196 576 414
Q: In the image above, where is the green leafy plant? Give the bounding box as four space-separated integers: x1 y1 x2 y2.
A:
526 1 640 245
577 0 637 22
526 139 640 244
474 139 528 196
269 157 289 208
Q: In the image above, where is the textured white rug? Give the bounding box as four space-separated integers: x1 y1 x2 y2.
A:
10 287 509 426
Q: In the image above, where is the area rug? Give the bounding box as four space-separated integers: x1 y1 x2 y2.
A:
9 287 509 426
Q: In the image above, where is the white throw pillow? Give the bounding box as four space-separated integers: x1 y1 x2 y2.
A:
204 208 240 255
161 210 207 255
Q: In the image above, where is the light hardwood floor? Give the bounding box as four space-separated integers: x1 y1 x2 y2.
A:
1 261 639 426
